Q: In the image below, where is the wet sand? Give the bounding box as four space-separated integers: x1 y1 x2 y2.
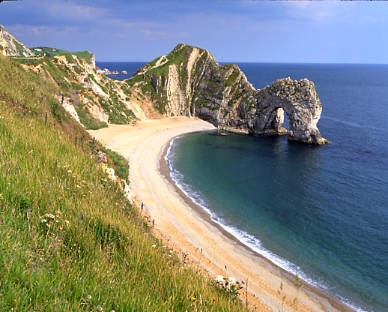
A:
90 117 354 312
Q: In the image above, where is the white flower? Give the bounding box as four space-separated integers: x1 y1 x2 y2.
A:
228 277 237 284
151 244 156 248
215 275 224 283
45 213 55 219
40 219 47 223
86 295 92 301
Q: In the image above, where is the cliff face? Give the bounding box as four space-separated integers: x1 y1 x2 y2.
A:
1 22 327 144
126 44 328 144
0 25 34 57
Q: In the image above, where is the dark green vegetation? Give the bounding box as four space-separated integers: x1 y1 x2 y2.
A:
125 44 251 117
75 104 108 130
0 55 247 311
102 147 130 184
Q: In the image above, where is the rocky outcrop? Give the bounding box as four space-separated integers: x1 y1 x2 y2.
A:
253 78 328 144
0 25 34 57
126 44 328 144
1 21 328 144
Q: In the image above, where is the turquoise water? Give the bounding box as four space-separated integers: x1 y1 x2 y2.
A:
165 64 388 312
98 61 388 311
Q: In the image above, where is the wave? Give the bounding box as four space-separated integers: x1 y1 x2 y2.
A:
165 137 369 312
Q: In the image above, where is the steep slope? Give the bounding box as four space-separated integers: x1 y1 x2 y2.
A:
126 44 328 144
0 54 247 312
0 24 34 57
13 51 141 129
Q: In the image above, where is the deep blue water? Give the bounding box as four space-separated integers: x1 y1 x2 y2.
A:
96 62 146 81
99 61 388 311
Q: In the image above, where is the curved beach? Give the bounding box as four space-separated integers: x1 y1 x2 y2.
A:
90 117 354 312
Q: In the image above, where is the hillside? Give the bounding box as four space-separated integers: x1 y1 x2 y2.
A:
0 53 247 311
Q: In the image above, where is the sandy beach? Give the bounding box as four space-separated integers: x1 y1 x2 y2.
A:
90 117 354 312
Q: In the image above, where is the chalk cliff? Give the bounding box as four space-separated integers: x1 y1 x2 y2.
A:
0 25 34 57
1 22 328 144
126 44 328 144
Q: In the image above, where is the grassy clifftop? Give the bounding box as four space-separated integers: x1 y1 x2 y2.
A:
30 47 94 64
0 55 246 311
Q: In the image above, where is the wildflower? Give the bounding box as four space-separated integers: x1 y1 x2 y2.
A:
67 170 72 173
97 305 103 312
215 275 224 283
151 244 156 248
227 277 237 284
86 295 92 301
191 296 196 301
45 213 55 219
64 220 70 226
40 219 47 223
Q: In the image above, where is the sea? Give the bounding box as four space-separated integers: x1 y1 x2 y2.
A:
97 61 388 312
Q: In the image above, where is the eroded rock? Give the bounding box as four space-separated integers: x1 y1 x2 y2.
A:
127 44 328 145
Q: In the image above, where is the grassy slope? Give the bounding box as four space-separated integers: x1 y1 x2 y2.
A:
0 55 246 311
30 47 94 64
12 54 136 129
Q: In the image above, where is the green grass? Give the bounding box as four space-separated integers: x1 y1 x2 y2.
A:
31 47 94 65
72 51 94 64
0 55 246 311
75 104 108 130
225 67 240 87
101 147 130 183
11 57 45 66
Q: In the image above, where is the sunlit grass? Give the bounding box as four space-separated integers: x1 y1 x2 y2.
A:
0 55 247 311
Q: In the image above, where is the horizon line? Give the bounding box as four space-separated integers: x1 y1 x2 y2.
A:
96 60 388 66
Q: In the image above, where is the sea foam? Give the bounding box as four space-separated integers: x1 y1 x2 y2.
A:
165 136 369 312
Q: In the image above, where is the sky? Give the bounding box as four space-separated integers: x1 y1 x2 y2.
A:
1 0 387 63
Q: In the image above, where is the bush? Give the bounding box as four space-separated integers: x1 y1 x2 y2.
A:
76 105 108 130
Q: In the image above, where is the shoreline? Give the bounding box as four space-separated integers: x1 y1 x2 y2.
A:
160 133 356 312
89 117 355 312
